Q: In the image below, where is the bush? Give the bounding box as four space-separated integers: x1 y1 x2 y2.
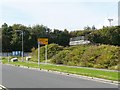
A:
31 43 120 70
51 44 120 70
95 45 120 69
30 43 64 62
51 50 70 64
47 43 63 59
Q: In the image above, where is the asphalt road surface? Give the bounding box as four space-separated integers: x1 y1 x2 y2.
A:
2 64 118 88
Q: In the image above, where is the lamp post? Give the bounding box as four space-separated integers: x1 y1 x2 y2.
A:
15 30 24 62
108 19 113 26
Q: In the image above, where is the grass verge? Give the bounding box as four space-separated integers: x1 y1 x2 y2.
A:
2 59 119 81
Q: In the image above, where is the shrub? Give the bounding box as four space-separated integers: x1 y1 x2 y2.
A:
31 43 64 62
52 44 119 69
31 43 120 70
51 50 70 64
47 43 63 59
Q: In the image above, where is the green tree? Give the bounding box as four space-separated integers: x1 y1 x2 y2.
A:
2 23 13 52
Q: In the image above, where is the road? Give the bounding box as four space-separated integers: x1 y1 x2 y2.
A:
2 64 118 88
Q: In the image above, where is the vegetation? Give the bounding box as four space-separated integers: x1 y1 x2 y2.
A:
70 26 120 46
1 23 120 52
30 44 120 70
1 23 120 70
52 45 120 70
2 23 120 81
2 23 70 52
30 44 64 62
2 59 119 81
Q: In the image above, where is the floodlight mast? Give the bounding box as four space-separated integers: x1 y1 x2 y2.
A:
108 19 113 26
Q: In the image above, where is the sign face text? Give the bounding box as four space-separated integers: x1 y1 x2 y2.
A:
38 38 48 45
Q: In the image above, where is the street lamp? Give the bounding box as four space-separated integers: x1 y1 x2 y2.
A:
15 30 24 62
108 19 113 26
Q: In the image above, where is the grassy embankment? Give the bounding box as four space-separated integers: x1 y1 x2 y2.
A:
31 44 120 70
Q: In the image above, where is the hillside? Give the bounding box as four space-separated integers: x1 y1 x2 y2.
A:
31 44 120 70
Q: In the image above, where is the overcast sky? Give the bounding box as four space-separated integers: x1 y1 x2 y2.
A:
1 0 119 31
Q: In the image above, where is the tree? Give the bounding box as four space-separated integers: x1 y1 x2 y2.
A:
2 23 13 52
87 26 120 46
84 25 91 30
2 23 119 52
92 25 96 30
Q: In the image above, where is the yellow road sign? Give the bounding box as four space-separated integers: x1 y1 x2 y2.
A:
38 38 48 45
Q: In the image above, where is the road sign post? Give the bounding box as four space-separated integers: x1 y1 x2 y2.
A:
45 45 47 64
38 38 48 45
38 38 48 67
38 43 40 68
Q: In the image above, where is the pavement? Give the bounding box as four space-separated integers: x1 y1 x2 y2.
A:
2 64 119 88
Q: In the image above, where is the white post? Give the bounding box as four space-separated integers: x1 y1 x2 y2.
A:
38 43 40 67
45 45 47 64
